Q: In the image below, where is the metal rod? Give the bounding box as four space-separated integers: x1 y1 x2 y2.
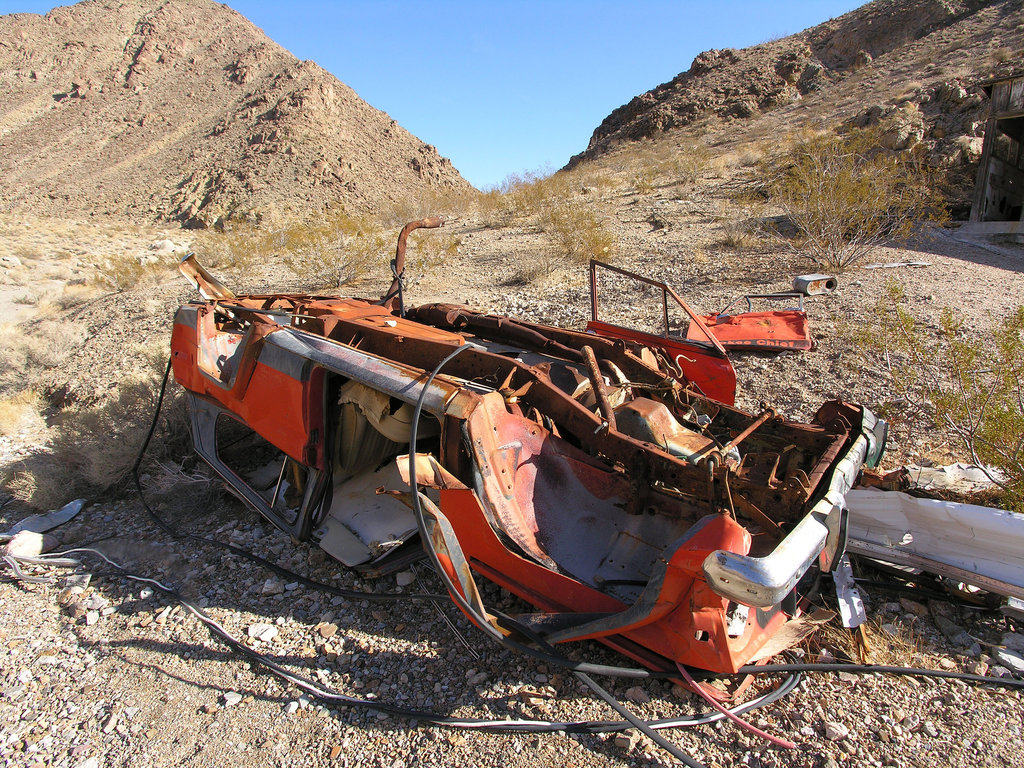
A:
721 408 776 454
581 345 616 432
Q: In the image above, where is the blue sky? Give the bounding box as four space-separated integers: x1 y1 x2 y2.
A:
2 1 862 188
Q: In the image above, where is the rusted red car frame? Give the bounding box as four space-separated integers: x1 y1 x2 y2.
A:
586 259 738 404
172 220 885 674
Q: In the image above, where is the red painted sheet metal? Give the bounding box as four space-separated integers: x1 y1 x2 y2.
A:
687 310 812 351
440 488 790 674
586 320 737 405
171 313 324 468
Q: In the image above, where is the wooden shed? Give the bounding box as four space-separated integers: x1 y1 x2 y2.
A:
965 71 1024 239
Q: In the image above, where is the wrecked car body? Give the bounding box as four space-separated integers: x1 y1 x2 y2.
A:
171 219 886 674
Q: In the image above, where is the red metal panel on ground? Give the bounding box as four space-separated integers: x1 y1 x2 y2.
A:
687 310 812 351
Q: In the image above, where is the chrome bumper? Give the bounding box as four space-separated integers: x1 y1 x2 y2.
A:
701 409 879 608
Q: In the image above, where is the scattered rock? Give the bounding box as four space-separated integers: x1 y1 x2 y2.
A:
247 623 279 642
223 691 242 707
899 598 929 617
261 578 285 596
613 730 638 750
1002 632 1024 653
933 615 973 647
994 648 1024 674
825 721 850 741
623 686 649 704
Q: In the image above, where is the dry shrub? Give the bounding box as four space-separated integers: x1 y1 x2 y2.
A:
385 185 478 229
0 390 43 436
55 281 98 311
992 46 1012 64
5 353 190 509
95 252 175 293
475 168 618 280
0 320 89 395
619 142 710 189
268 209 388 290
538 200 615 265
806 615 923 668
407 229 462 284
631 168 657 195
718 218 760 250
190 224 261 272
756 127 947 269
860 282 1024 511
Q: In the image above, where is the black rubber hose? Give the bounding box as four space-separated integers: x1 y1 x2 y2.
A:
737 661 1024 688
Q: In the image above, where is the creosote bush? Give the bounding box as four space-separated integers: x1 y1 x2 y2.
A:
475 167 618 280
265 209 388 290
756 128 946 269
862 281 1024 511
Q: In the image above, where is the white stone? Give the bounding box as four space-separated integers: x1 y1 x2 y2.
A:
247 623 278 642
824 721 850 740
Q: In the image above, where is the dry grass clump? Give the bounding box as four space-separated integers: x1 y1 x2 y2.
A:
95 252 177 293
0 390 43 436
0 321 89 395
717 217 761 250
4 352 190 510
806 615 925 668
991 46 1013 64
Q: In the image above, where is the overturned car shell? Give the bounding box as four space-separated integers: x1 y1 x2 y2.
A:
171 223 884 674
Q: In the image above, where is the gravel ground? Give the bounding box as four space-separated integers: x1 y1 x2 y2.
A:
2 491 1023 768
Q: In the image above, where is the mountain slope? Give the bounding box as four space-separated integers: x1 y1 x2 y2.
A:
0 0 471 226
570 0 1023 167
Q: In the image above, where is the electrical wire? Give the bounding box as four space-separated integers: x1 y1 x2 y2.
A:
736 661 1024 689
675 662 796 750
13 547 800 736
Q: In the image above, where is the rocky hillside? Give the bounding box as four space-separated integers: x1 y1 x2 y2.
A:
569 0 1024 176
0 0 471 227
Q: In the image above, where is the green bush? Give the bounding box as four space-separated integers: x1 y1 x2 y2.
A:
757 128 946 269
864 281 1023 510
